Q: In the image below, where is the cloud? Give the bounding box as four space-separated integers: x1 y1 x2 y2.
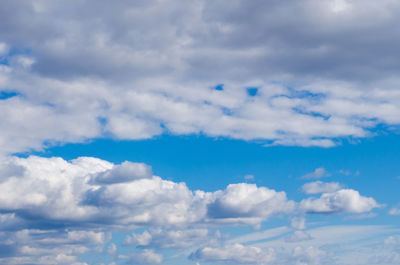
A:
285 231 313 243
127 249 163 265
291 246 327 265
190 244 276 264
206 183 295 224
0 228 106 265
300 189 380 214
0 155 296 230
301 181 343 194
0 155 384 264
244 174 255 180
300 168 329 180
0 0 399 156
389 207 400 215
123 228 211 249
92 161 152 184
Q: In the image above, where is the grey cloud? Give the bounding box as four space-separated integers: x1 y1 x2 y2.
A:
93 161 152 184
0 0 399 154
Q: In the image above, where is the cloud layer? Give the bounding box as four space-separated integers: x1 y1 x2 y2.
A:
1 0 400 155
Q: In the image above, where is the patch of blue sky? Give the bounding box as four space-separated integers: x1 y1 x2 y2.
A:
214 83 224 91
24 133 400 206
247 87 258 96
0 91 19 100
292 106 331 120
0 47 32 66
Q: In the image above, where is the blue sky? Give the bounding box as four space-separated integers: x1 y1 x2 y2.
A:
1 0 400 264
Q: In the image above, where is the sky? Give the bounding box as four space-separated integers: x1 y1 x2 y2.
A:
0 0 400 264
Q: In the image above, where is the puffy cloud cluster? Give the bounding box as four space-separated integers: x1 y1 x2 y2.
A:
0 155 382 264
0 0 400 156
0 228 107 265
0 156 294 229
300 189 380 214
190 244 276 264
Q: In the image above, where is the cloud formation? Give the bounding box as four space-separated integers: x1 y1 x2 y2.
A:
190 244 276 264
301 181 343 194
0 155 382 264
300 189 380 214
0 156 296 229
0 0 400 155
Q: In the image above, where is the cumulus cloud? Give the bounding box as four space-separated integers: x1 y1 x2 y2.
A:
0 156 296 229
300 189 380 214
190 244 276 264
0 155 383 264
207 183 295 225
301 181 343 194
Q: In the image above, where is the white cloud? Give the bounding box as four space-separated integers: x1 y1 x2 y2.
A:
127 249 163 265
0 155 385 264
285 231 313 243
301 181 343 194
106 243 117 255
292 246 327 265
300 189 380 214
389 207 400 215
244 174 255 180
300 168 329 180
207 183 295 225
190 244 276 264
0 155 296 229
124 228 211 249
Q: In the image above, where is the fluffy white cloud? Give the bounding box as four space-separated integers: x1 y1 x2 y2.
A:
300 189 380 214
0 155 383 264
301 181 343 194
207 183 295 225
0 156 294 229
190 244 276 264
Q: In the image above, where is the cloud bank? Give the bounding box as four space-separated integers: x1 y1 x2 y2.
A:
0 0 400 156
